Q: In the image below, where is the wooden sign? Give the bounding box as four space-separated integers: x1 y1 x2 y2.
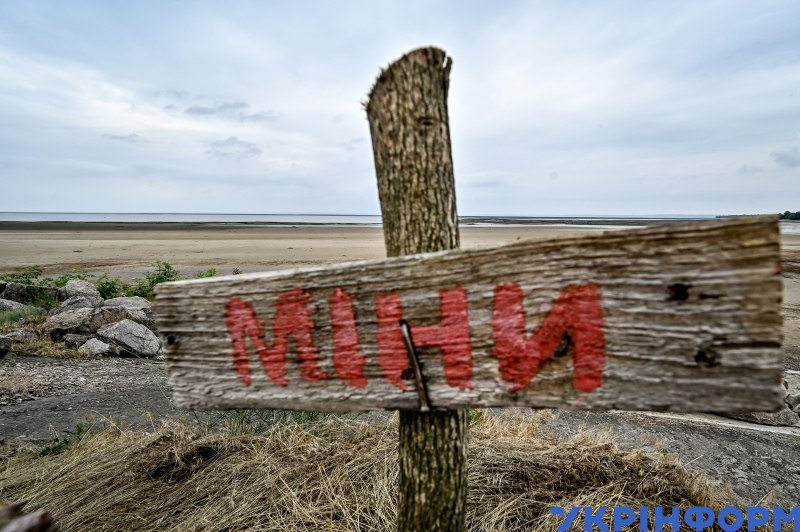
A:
153 215 783 414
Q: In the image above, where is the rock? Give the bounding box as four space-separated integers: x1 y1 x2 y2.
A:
123 308 157 330
88 308 128 332
78 338 118 357
104 296 156 329
43 307 94 338
0 298 33 312
730 407 800 427
64 279 101 300
788 394 800 411
0 280 6 295
97 319 162 357
785 371 800 412
1 283 59 305
64 333 93 349
43 307 128 339
4 328 37 343
1 283 27 300
50 295 103 316
104 296 150 309
0 336 10 359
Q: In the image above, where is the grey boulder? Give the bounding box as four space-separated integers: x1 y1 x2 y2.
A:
4 328 37 343
64 279 101 300
123 308 156 330
104 296 151 311
50 295 103 316
78 338 118 357
104 296 156 330
43 307 128 339
97 319 162 357
64 333 93 349
0 298 33 313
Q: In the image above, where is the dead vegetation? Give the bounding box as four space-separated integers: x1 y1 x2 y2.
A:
0 411 726 531
0 373 43 395
1 313 86 360
9 336 84 359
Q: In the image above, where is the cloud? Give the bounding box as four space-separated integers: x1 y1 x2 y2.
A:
771 147 800 168
238 110 280 122
2 2 799 215
736 164 761 174
185 101 248 116
183 100 280 122
102 133 141 143
154 89 189 100
206 136 262 159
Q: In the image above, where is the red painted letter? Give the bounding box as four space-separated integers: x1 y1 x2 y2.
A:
330 288 367 387
376 288 473 390
225 289 328 386
492 283 604 392
375 293 408 390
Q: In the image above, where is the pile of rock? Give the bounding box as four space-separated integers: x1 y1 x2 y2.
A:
1 279 163 359
0 279 59 308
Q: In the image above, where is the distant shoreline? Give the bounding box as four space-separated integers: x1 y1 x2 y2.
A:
0 217 709 232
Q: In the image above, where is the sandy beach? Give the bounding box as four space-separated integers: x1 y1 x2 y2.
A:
0 222 638 279
1 220 799 369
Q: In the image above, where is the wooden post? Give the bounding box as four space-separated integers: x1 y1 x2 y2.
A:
366 47 467 531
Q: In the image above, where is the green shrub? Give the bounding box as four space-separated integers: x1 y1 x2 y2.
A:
0 266 88 288
126 261 180 299
49 269 91 288
195 268 217 279
0 266 44 285
3 286 58 309
96 273 127 299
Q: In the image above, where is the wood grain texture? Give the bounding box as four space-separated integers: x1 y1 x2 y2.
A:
153 215 784 414
366 46 459 258
366 46 466 532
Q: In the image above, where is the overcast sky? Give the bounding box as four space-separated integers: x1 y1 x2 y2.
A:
0 1 798 216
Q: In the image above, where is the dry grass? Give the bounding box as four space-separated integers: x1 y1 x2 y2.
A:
0 411 726 531
9 336 84 359
1 313 87 359
0 373 44 395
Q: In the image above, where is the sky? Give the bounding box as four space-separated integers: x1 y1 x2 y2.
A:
0 1 798 216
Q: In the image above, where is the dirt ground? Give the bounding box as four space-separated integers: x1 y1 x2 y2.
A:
1 220 799 508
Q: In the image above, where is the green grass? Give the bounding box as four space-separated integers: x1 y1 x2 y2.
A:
194 268 217 279
0 308 42 332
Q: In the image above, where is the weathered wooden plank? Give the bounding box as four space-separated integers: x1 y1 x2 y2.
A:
153 215 784 413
